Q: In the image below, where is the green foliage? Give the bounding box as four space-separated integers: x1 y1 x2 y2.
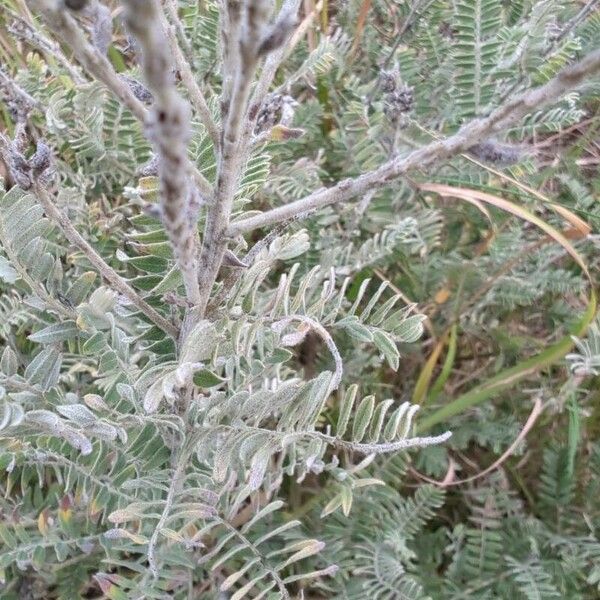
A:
0 0 598 598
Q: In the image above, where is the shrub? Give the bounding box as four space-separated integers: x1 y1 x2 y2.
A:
0 0 598 598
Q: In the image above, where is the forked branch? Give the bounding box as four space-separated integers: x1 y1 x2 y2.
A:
26 0 213 199
196 0 299 317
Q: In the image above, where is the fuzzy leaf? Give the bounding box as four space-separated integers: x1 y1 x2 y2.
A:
352 395 375 442
373 330 400 370
28 321 79 344
24 348 62 390
0 256 18 284
193 369 225 388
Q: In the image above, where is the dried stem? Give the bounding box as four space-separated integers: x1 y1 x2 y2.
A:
227 48 600 237
284 0 323 58
32 183 178 339
413 398 543 487
238 0 301 173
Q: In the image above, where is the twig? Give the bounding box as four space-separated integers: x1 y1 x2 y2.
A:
26 0 147 121
555 0 599 42
161 5 220 149
7 11 85 83
285 0 323 58
197 0 299 317
163 0 195 65
26 0 213 200
227 49 600 236
0 66 44 113
32 183 178 339
250 0 302 114
123 0 201 311
221 424 452 456
219 0 243 122
381 0 433 70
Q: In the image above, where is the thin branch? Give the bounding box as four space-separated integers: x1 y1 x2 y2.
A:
160 5 220 149
249 0 302 118
227 49 600 236
219 0 243 122
163 0 195 64
26 0 213 200
239 0 301 162
556 0 599 42
211 422 452 460
32 183 178 339
196 0 300 318
411 398 543 487
381 0 434 70
123 0 201 309
7 11 85 83
0 66 44 114
284 0 323 58
197 0 273 316
26 0 147 120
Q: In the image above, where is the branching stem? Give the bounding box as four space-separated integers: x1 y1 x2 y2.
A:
26 0 213 200
227 49 600 236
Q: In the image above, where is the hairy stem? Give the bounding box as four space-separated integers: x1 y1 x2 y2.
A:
26 0 213 200
196 0 267 317
26 0 146 119
228 49 600 236
197 0 300 318
147 450 189 577
33 183 178 339
7 11 85 83
161 5 220 149
123 0 201 311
